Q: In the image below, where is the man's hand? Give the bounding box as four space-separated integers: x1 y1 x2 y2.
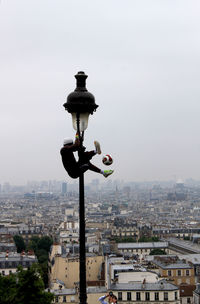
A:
74 138 80 146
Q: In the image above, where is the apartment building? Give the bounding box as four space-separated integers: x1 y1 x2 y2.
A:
104 256 180 304
179 284 196 304
152 257 195 285
0 224 43 245
0 252 37 275
111 226 139 241
51 286 106 304
117 242 169 257
0 242 16 252
111 281 180 304
153 228 200 240
49 244 104 288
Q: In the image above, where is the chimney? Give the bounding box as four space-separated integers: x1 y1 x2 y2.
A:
142 279 146 289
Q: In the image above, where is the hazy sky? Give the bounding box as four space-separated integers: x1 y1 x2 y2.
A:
0 0 200 185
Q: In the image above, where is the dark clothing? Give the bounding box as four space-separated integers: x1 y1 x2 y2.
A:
60 143 101 179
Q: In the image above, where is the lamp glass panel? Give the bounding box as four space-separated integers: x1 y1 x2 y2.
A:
72 112 90 131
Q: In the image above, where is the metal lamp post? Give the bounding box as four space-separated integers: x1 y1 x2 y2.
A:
63 72 98 304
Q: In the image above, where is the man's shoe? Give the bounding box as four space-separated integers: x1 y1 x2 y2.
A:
103 170 114 178
94 141 101 154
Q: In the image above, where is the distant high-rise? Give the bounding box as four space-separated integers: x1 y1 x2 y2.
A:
175 179 184 190
62 182 67 195
3 182 10 193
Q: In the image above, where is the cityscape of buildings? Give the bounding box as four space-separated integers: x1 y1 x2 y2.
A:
1 179 200 303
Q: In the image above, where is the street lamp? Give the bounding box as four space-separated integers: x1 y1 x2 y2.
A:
63 71 98 304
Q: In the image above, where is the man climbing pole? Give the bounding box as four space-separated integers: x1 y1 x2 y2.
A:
60 133 114 179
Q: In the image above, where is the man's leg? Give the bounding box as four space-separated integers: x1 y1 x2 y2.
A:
88 162 114 177
61 141 82 179
88 162 101 173
82 140 101 162
79 161 114 178
83 151 96 162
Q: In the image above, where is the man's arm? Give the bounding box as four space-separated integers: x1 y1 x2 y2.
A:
98 295 108 304
60 139 80 154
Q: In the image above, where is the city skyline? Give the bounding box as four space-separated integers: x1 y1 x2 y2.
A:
1 1 200 184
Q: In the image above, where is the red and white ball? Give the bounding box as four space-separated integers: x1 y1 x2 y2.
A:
102 154 113 166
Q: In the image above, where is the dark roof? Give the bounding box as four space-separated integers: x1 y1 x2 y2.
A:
179 285 196 297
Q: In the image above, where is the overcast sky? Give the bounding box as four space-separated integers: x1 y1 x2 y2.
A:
0 0 200 185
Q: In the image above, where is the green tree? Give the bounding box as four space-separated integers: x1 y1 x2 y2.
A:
31 236 40 243
27 236 53 287
138 236 160 242
36 249 48 264
39 260 49 287
0 266 54 304
13 235 26 253
27 236 40 252
0 273 17 304
151 236 160 242
16 265 53 304
37 236 53 252
149 248 166 255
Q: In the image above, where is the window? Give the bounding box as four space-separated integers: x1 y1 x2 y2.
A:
55 296 58 303
186 270 190 276
145 292 150 301
136 292 141 301
12 261 16 267
63 296 66 302
187 298 191 304
164 292 168 301
155 292 159 301
118 292 122 301
2 271 5 276
9 270 12 274
178 270 181 276
168 270 172 276
175 292 177 300
127 292 131 301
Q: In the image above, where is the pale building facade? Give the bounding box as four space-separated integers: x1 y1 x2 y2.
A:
117 242 169 257
111 226 139 241
51 287 106 304
153 258 195 286
0 252 37 276
111 281 180 304
49 245 104 289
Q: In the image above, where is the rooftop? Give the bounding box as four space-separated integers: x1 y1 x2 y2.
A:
110 281 178 291
118 242 168 249
153 258 192 269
